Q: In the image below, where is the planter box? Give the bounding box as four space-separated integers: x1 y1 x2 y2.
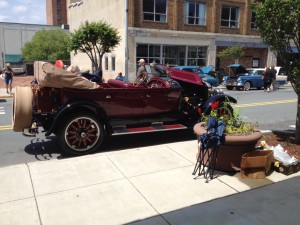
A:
193 122 262 172
240 150 274 179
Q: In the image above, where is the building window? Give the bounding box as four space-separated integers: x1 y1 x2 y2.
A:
184 1 206 25
57 14 61 19
136 44 207 67
187 46 207 66
105 55 108 70
221 6 240 28
251 11 256 29
143 0 167 22
111 55 115 71
163 46 178 65
57 5 61 11
137 44 161 64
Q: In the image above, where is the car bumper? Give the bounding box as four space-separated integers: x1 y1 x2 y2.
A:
226 81 244 87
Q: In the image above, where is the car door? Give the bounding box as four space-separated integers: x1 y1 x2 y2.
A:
103 88 144 118
142 79 181 115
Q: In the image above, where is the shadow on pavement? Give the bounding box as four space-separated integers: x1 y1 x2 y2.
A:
23 129 196 159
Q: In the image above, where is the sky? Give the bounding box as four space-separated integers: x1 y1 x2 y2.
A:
0 0 46 25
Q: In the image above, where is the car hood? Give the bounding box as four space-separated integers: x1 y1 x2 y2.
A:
169 68 205 86
201 65 215 74
228 64 248 76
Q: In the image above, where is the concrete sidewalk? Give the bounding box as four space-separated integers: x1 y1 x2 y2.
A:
0 87 14 98
0 139 299 225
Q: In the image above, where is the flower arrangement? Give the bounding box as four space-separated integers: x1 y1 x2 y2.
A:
201 99 258 136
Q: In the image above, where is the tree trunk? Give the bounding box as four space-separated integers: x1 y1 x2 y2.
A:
296 96 300 144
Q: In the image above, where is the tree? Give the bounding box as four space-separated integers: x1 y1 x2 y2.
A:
22 29 70 61
217 45 245 64
253 0 300 143
68 21 121 73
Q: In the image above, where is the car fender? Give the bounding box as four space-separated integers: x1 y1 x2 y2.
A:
45 100 109 136
202 94 237 114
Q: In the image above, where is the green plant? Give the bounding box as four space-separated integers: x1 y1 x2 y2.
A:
201 99 258 136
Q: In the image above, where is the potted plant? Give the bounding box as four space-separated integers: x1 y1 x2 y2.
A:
194 100 262 171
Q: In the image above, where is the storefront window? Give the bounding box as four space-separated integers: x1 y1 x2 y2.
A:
187 46 207 66
136 44 207 67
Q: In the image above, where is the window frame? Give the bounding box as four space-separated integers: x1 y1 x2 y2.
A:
104 55 109 71
111 55 116 71
143 0 167 22
184 1 206 26
251 11 257 29
220 5 240 28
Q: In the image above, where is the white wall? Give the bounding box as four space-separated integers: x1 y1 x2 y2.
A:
67 0 126 80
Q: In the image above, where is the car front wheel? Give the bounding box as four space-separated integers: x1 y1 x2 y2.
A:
226 86 234 90
59 113 104 155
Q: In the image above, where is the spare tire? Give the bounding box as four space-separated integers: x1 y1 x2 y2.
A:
13 86 33 132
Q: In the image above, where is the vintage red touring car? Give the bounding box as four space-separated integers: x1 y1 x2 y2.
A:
12 61 236 155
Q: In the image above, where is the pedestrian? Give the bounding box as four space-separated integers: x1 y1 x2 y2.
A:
134 58 147 85
67 64 81 76
270 65 277 91
2 63 14 95
263 67 273 92
115 72 124 81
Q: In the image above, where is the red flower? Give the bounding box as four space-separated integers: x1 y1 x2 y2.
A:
210 101 219 111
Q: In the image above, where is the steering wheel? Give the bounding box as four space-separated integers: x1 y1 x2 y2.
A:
134 72 147 87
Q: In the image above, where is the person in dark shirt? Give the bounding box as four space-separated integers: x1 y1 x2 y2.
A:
1 63 14 94
263 67 273 92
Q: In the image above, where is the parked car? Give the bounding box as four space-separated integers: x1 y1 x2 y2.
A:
274 66 288 87
12 61 236 156
225 64 286 91
246 67 287 89
172 66 218 87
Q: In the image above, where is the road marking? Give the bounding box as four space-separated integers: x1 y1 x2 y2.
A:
234 99 297 108
0 125 12 130
0 106 4 115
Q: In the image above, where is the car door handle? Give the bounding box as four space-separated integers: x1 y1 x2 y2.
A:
146 94 151 98
106 95 111 99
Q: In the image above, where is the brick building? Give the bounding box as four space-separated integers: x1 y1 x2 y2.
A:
46 0 68 26
67 0 276 82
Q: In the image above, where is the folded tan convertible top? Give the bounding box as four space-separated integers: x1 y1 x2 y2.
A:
34 61 99 89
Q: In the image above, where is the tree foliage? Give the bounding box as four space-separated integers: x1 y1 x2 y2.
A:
253 0 300 143
22 29 70 61
217 45 245 64
68 21 121 72
253 0 300 94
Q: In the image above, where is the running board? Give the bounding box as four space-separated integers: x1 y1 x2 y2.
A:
112 124 187 135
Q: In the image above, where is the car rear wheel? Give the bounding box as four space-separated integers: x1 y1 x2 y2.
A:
13 86 33 132
226 86 234 90
59 112 104 155
243 82 251 91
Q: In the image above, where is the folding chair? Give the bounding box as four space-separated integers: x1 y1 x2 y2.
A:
192 117 224 181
